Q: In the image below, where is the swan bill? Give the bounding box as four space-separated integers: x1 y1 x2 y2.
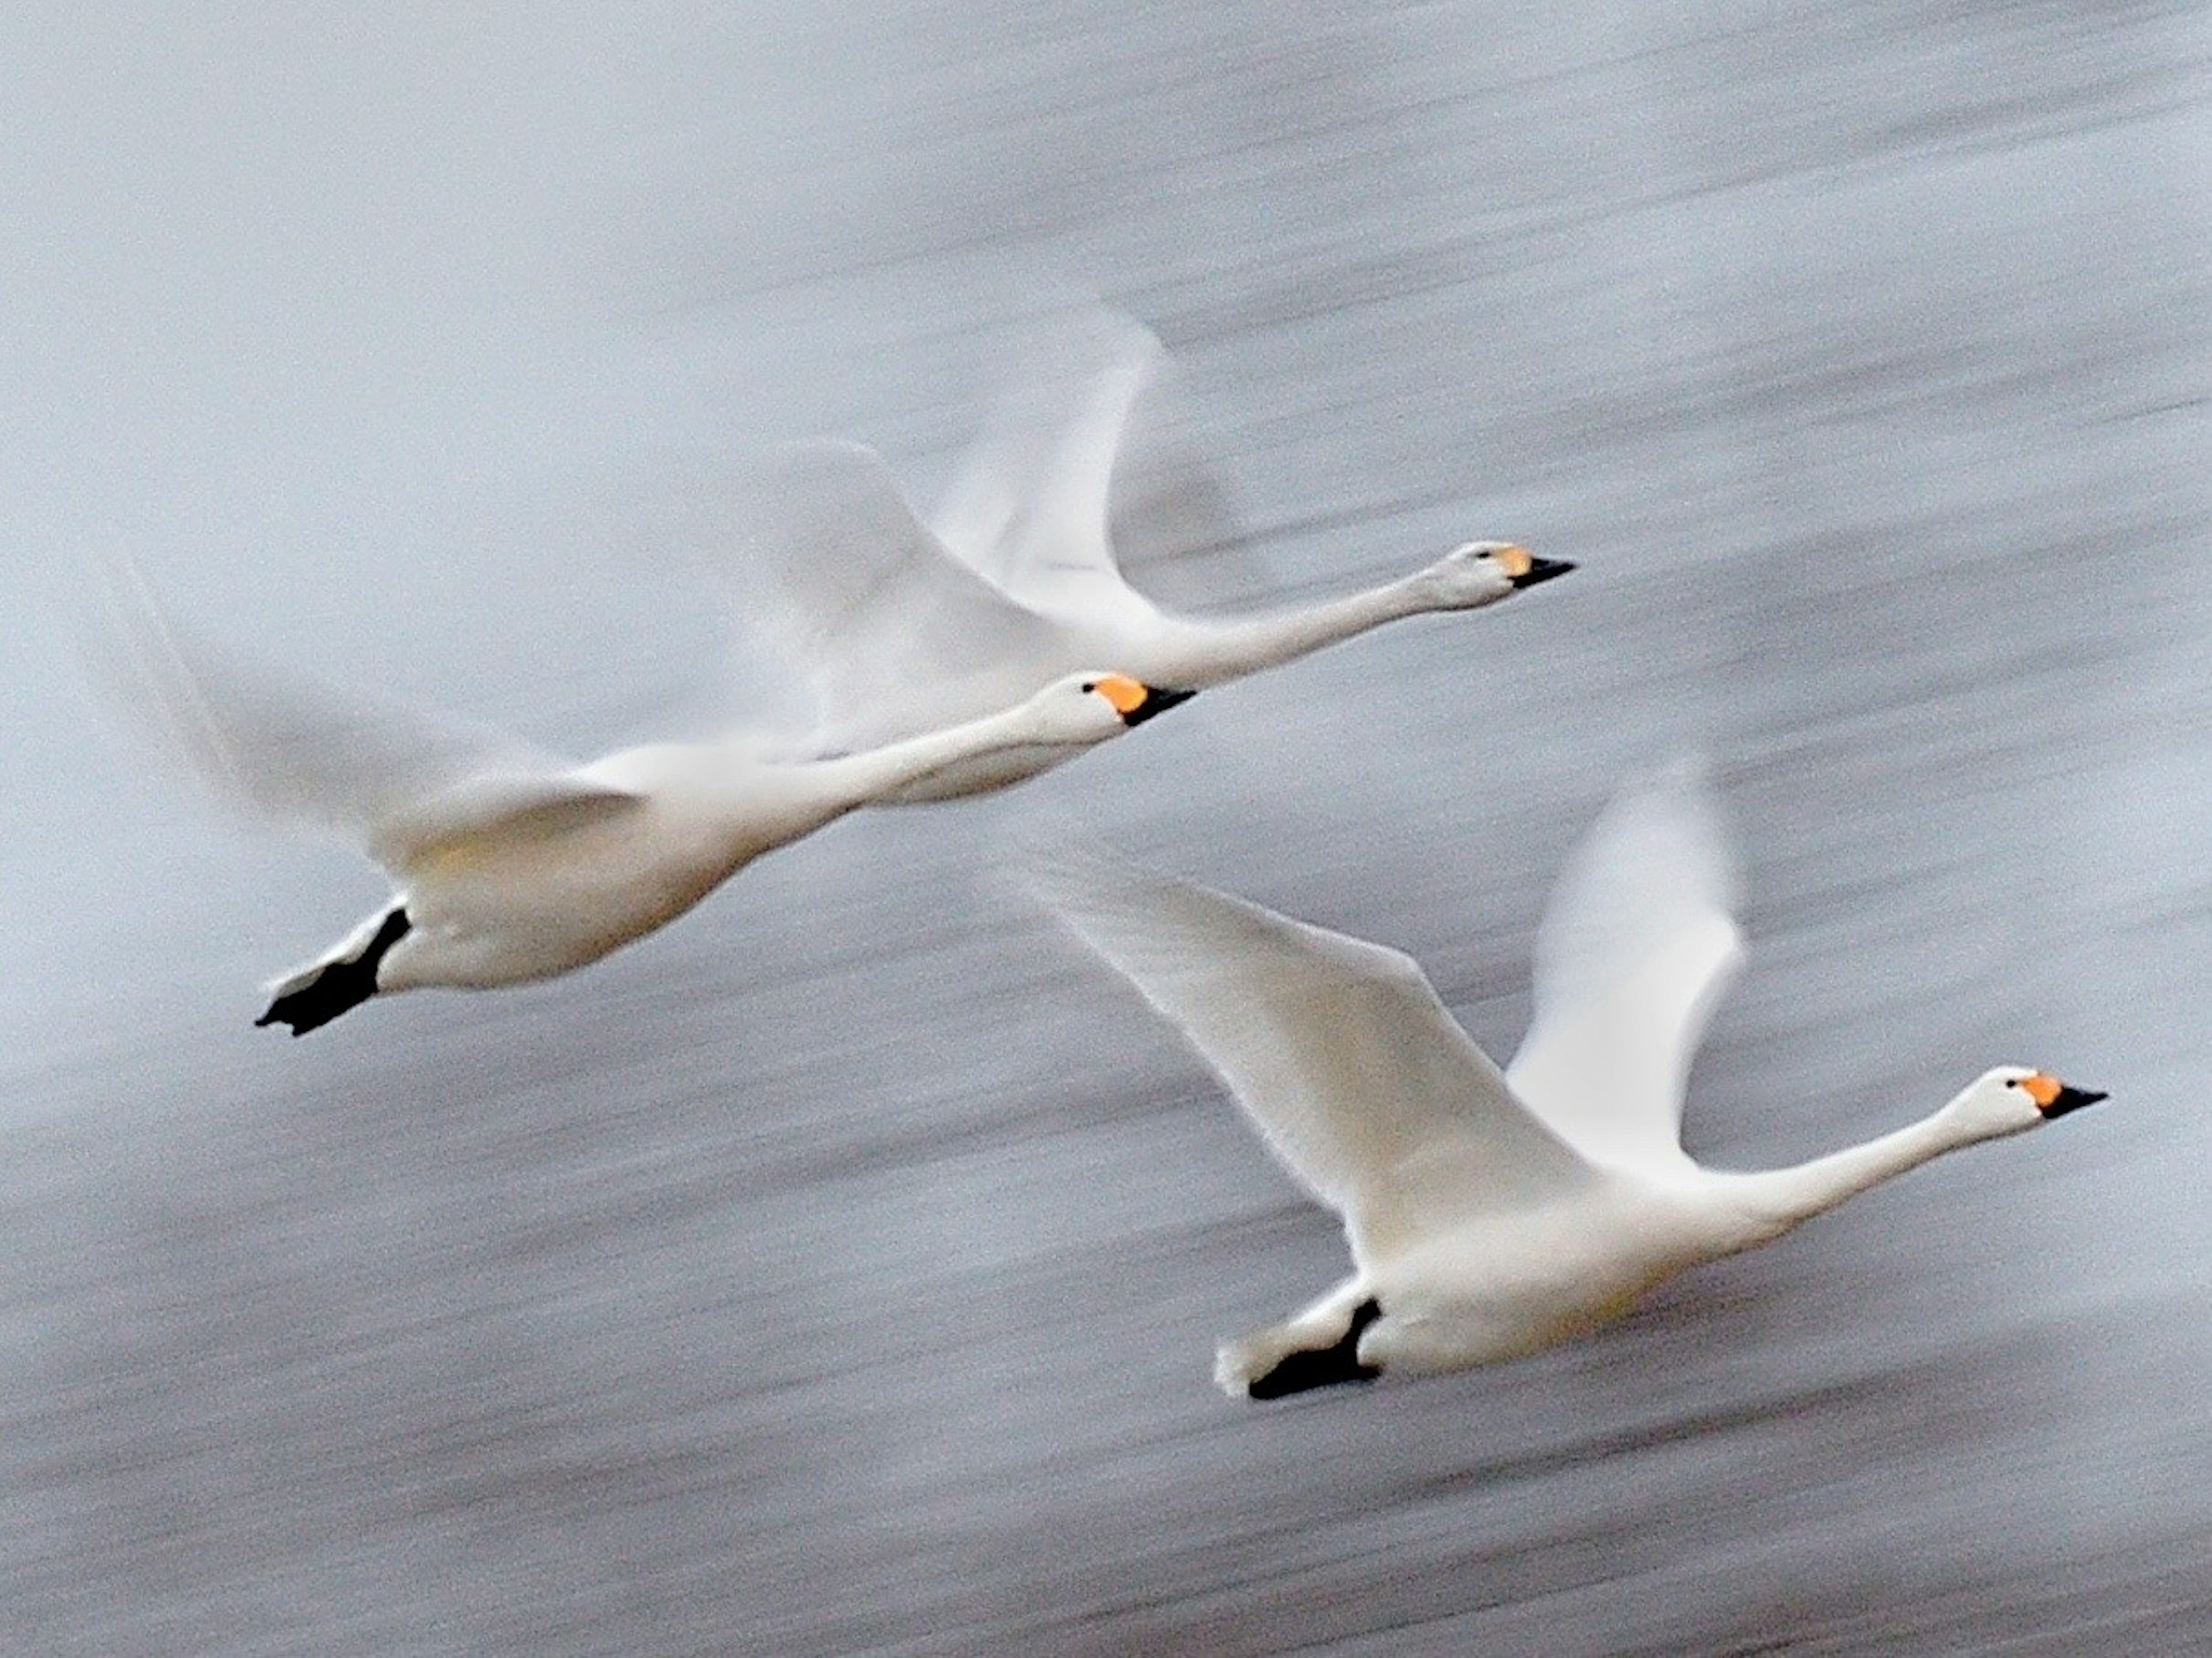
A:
1506 553 1575 589
1089 676 1198 728
2020 1072 2107 1120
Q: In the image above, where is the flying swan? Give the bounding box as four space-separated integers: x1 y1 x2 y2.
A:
734 312 1571 802
116 587 1192 1035
1031 767 2105 1398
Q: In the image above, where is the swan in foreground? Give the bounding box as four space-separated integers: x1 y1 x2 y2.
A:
736 313 1571 802
117 591 1192 1035
1031 768 2105 1398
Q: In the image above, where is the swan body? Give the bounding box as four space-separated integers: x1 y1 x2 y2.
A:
738 314 1571 802
1031 768 2105 1398
117 595 1190 1033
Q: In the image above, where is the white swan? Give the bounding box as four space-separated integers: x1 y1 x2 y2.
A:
1030 767 2105 1399
116 593 1192 1035
735 314 1570 802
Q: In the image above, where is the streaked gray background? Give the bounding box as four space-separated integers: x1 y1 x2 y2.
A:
4 3 2207 1652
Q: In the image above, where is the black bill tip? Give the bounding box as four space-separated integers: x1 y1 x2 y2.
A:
1510 556 1576 590
2040 1084 2108 1120
1121 685 1198 728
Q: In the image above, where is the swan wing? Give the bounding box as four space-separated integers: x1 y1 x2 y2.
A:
931 310 1160 628
1031 848 1595 1257
933 309 1264 625
732 440 1068 749
105 581 623 862
367 772 645 875
1506 762 1747 1175
1104 370 1271 618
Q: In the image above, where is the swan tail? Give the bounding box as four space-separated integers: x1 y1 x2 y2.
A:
255 906 411 1036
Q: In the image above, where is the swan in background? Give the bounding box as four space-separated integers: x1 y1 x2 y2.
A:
112 581 1192 1035
733 310 1571 802
1030 765 2105 1399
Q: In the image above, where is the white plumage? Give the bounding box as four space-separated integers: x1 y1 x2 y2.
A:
1032 765 2105 1398
113 576 1190 1035
733 311 1570 801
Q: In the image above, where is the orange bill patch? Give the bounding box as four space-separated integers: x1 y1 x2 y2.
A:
2020 1072 2062 1109
1091 674 1149 716
1493 545 1533 579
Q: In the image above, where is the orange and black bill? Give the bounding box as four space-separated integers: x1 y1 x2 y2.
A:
1493 545 1576 589
1092 676 1199 729
2021 1072 2108 1120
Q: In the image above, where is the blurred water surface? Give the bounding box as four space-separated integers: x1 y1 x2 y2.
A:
2 2 2208 1653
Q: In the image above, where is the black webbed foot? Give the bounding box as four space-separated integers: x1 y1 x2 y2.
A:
255 908 410 1037
1246 1298 1384 1401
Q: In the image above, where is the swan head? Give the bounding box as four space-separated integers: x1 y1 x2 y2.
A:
1414 541 1575 609
1032 673 1198 742
1941 1065 2108 1141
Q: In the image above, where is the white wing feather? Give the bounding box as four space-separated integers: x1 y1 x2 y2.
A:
1031 848 1594 1264
1506 763 1747 1175
729 314 1262 752
732 441 1068 751
933 308 1266 623
931 310 1162 629
1103 367 1270 617
107 575 639 871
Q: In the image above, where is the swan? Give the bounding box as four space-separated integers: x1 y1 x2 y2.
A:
734 313 1571 802
115 589 1192 1035
1029 767 2105 1399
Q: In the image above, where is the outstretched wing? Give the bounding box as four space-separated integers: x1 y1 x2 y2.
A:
1031 847 1595 1265
1104 361 1271 617
369 772 646 875
933 308 1264 625
1507 762 1747 1175
104 570 639 870
732 441 1069 750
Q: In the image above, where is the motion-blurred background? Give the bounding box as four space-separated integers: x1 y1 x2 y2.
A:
3 3 2207 1652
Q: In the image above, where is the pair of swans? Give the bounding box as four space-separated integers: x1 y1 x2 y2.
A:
1032 765 2105 1398
126 314 1563 1032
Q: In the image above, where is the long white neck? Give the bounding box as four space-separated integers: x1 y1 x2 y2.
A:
1170 576 1434 682
1700 1101 1998 1249
791 696 1078 814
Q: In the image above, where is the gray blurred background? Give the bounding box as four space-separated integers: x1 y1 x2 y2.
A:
3 3 2208 1653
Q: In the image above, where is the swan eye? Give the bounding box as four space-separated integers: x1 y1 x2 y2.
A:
1080 680 1097 694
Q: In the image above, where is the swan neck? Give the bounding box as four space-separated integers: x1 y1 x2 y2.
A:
1720 1109 1978 1240
798 700 1054 806
1192 579 1424 678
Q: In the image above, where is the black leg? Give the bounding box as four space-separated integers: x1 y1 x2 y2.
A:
255 907 411 1036
1245 1298 1384 1401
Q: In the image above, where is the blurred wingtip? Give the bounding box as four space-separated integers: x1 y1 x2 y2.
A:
733 438 907 527
70 544 166 673
72 555 247 798
1012 294 1165 376
1000 822 1188 958
1599 752 1744 910
1528 750 1749 1015
1001 816 1126 906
